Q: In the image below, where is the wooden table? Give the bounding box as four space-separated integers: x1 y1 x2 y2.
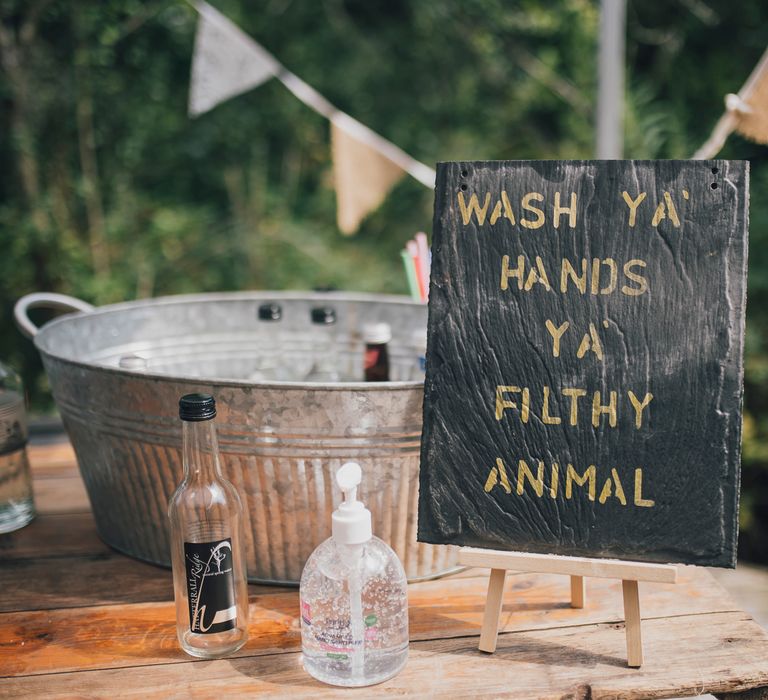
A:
2 440 768 699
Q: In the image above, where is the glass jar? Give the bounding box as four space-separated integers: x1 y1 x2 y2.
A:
0 361 35 533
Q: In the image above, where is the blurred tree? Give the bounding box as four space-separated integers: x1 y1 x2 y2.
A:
1 0 767 561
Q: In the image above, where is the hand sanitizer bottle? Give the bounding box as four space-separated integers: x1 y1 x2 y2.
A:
300 462 408 686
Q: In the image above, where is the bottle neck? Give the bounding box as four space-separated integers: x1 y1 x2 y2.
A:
182 419 222 481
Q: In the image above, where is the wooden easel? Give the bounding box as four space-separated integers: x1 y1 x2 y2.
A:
459 547 678 667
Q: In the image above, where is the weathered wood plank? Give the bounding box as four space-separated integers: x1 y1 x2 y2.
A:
0 553 289 614
2 613 766 699
32 475 90 514
0 553 174 613
27 441 78 478
0 512 106 560
0 567 741 677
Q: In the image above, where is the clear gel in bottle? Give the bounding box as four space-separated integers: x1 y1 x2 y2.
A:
168 393 249 658
300 462 409 686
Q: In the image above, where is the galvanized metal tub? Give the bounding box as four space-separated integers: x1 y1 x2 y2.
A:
15 291 457 584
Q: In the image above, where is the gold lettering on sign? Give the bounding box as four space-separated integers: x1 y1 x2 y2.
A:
500 255 525 291
524 256 552 291
600 258 618 294
495 386 530 422
457 192 491 225
489 191 517 225
561 258 588 293
493 387 654 429
576 323 604 361
598 468 627 505
628 391 653 428
592 390 617 427
634 468 655 507
517 460 545 497
545 320 570 357
503 257 649 296
663 192 681 226
484 458 512 494
622 191 647 227
590 258 602 295
520 192 545 229
458 190 579 228
553 192 578 228
541 386 561 424
621 259 648 296
566 464 596 501
550 463 560 498
562 388 587 425
501 191 516 224
485 459 655 509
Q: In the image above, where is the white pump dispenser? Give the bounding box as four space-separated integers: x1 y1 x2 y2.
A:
331 462 372 545
299 461 409 687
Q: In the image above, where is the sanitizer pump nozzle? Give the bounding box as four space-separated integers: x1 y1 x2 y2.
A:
331 462 372 545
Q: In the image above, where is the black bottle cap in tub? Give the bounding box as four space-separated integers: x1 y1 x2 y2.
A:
179 393 216 421
311 306 336 325
258 303 282 321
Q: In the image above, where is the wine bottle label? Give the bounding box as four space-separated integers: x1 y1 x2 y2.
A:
184 538 237 634
364 347 381 370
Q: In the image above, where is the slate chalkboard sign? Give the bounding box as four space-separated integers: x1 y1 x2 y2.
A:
418 160 748 567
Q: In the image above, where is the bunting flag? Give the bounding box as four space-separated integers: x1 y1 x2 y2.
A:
332 119 403 234
332 113 437 234
188 1 280 117
694 46 768 159
187 1 436 233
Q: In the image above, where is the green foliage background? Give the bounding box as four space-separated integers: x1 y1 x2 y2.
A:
2 0 767 562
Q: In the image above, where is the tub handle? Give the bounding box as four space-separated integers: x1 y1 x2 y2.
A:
14 293 95 339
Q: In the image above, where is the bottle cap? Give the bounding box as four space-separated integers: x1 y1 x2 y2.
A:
179 393 216 422
362 322 392 345
258 303 282 321
311 306 337 325
331 462 372 545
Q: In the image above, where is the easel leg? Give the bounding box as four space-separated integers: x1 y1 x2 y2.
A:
478 568 507 653
622 579 643 667
570 575 585 608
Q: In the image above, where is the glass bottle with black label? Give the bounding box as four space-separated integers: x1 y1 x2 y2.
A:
168 393 249 658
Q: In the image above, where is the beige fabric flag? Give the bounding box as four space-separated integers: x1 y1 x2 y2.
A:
331 114 410 234
694 46 768 158
188 1 280 117
734 47 768 144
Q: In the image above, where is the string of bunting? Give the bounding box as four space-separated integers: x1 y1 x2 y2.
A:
187 0 435 235
187 1 768 230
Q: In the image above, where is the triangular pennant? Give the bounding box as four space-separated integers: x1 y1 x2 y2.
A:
734 48 768 144
331 119 406 234
188 1 280 117
695 46 768 158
